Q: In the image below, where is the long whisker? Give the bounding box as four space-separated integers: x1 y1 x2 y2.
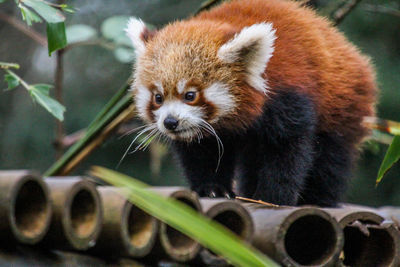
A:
132 128 159 153
116 124 156 168
118 124 149 139
199 120 224 172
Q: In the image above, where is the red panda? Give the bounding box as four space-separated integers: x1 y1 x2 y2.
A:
125 0 377 206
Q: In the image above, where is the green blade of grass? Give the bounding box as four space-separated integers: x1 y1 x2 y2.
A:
87 81 130 129
377 135 400 184
90 166 278 267
44 89 132 176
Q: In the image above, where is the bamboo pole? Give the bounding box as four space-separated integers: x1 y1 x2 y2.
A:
41 177 103 250
90 186 159 258
150 187 203 263
0 170 52 245
199 198 254 266
245 204 343 266
324 205 400 266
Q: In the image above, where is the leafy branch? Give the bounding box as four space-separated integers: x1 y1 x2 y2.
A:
1 64 65 121
3 0 74 55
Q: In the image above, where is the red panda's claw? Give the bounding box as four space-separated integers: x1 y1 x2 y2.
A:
195 184 236 199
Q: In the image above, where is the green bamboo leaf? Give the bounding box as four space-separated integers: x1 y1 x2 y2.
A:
19 4 42 26
90 167 278 267
44 83 131 176
29 85 65 121
23 0 65 23
377 135 400 184
47 22 67 55
66 24 97 44
4 73 20 91
31 83 52 95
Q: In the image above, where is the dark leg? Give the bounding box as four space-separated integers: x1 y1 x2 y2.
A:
173 136 236 198
252 133 315 205
235 140 259 198
246 89 317 205
298 133 354 207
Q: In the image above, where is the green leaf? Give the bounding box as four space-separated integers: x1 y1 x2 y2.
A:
23 0 65 23
47 22 67 55
29 85 65 121
113 47 133 63
377 135 400 184
32 83 52 95
101 15 130 41
19 5 42 26
0 0 7 3
91 167 278 267
66 24 97 44
4 73 20 90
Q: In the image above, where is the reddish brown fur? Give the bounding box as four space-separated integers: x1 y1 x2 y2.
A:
137 0 376 144
194 0 377 144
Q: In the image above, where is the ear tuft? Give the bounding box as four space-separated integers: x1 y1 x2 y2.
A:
218 23 277 93
125 17 148 58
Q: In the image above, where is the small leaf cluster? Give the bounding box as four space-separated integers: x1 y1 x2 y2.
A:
1 63 65 121
3 0 75 55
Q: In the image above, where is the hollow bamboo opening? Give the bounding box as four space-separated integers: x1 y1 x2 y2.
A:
14 180 49 239
127 205 155 248
165 197 198 251
70 189 97 238
284 215 337 265
342 226 395 266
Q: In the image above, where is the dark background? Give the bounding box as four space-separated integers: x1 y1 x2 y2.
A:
1 0 399 206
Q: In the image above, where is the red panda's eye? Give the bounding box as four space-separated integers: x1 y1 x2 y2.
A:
155 94 163 104
184 91 196 102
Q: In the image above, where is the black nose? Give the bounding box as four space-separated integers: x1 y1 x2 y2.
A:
164 116 179 130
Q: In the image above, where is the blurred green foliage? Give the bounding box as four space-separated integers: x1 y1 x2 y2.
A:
1 0 400 206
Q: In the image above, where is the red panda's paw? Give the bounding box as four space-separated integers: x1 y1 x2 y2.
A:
194 184 235 199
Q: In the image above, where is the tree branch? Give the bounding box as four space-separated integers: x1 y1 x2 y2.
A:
331 0 363 26
0 12 47 47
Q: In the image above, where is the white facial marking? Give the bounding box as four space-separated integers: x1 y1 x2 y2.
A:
177 79 187 94
204 82 236 121
135 84 152 121
217 23 277 94
154 81 164 94
125 17 147 58
153 100 204 138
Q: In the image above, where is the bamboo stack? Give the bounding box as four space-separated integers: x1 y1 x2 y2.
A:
0 170 399 266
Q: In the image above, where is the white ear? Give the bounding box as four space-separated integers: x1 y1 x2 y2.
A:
218 23 276 93
125 17 148 58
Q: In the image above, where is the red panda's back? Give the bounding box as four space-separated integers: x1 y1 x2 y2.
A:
195 0 377 144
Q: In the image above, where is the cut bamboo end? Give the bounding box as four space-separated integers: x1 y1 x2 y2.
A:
0 170 51 245
199 199 254 266
92 187 158 258
325 207 399 266
43 177 103 250
247 205 343 266
342 224 397 266
152 187 203 262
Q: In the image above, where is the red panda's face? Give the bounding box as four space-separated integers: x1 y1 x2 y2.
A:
134 77 236 141
126 18 276 141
